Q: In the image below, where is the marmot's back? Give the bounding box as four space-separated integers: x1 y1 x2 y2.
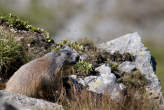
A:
5 54 52 97
5 48 79 97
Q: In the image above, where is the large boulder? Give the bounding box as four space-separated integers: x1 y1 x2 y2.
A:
69 32 163 104
98 32 162 101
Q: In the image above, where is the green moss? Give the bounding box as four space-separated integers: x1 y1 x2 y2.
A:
0 13 52 42
52 40 84 52
0 32 31 80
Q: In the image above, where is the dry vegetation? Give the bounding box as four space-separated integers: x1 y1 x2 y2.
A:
55 73 159 110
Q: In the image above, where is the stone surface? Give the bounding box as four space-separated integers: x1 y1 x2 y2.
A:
0 90 64 110
95 64 111 74
71 64 122 100
118 61 136 74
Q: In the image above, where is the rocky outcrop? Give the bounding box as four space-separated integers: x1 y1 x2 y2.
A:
0 90 64 110
69 32 163 104
98 32 162 101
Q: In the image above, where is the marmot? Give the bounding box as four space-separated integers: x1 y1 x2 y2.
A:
5 47 79 98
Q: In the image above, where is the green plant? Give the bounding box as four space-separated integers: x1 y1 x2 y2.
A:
74 60 93 75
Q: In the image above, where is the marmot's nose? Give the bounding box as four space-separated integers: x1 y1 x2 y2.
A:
76 56 80 62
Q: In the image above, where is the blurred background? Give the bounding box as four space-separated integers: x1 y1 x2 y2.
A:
0 0 164 91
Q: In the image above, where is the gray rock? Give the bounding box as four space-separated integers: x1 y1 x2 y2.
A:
70 64 122 100
118 61 136 74
0 101 28 110
95 64 111 74
87 73 121 100
0 90 64 110
98 32 163 101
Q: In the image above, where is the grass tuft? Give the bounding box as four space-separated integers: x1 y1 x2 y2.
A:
0 32 30 80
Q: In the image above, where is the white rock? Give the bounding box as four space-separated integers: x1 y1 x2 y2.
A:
118 61 136 74
71 64 121 100
98 32 163 101
95 64 111 74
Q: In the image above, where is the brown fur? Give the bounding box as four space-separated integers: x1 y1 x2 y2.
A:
5 49 78 98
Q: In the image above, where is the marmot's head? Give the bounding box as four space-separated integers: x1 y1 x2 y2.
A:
55 46 79 65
